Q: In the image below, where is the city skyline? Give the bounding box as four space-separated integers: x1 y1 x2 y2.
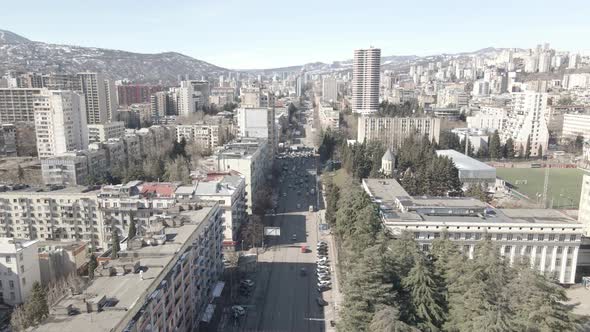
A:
2 0 590 69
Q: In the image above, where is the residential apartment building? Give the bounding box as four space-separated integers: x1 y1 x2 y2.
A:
467 106 508 132
352 48 381 114
322 77 338 102
319 103 340 131
0 238 41 305
178 80 210 116
0 186 105 248
177 173 247 249
362 178 584 284
357 116 441 148
77 73 109 124
34 90 89 158
437 88 469 108
501 91 549 157
203 138 272 214
562 113 590 140
87 121 125 143
0 88 43 123
236 107 276 153
32 206 223 332
41 149 107 186
176 123 222 151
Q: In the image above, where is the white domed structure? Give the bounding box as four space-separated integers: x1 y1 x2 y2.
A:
380 148 395 176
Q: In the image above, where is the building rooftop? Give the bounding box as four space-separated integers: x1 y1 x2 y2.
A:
436 149 496 172
33 207 215 332
0 238 39 253
362 178 409 202
0 185 101 195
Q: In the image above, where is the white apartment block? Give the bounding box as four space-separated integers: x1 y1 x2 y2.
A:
103 79 117 121
177 174 247 249
437 88 469 108
178 80 210 116
319 103 340 131
87 121 125 143
237 107 276 153
0 238 41 305
176 123 222 151
0 186 105 248
203 138 272 214
77 73 109 125
0 88 43 123
34 90 89 158
563 73 590 90
357 116 441 148
32 206 223 332
562 113 590 140
467 106 508 132
322 77 338 102
363 178 584 284
501 91 549 157
352 48 381 113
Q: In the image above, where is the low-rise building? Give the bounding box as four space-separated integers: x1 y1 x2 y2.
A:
362 178 584 284
38 241 87 285
450 128 490 154
176 123 222 151
87 122 125 143
436 149 496 187
319 103 340 131
32 206 223 332
0 238 41 305
562 113 590 141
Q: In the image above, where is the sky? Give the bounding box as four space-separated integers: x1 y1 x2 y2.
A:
2 0 590 69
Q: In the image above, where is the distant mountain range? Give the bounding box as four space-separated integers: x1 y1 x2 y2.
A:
0 29 522 84
0 29 228 84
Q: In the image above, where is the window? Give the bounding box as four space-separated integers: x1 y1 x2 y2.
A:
559 235 565 242
506 234 513 241
422 244 430 251
454 233 460 240
20 265 24 273
465 233 472 240
557 247 563 254
525 246 532 254
433 233 440 239
463 245 470 253
475 233 481 240
414 232 420 239
21 278 25 286
538 234 545 241
504 245 512 254
527 234 534 241
10 292 15 300
4 257 10 263
0 280 2 289
496 233 503 240
549 234 555 241
9 281 14 290
570 235 577 241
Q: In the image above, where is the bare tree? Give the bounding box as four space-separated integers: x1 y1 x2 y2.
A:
241 215 264 249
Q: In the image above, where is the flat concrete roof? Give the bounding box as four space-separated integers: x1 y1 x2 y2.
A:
436 149 496 172
363 178 409 202
33 207 215 332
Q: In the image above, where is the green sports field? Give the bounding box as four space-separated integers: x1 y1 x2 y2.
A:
496 168 586 208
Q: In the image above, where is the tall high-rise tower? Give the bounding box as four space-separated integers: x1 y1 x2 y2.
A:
352 48 381 114
77 72 108 124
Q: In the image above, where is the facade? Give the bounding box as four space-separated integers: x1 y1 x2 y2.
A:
34 90 89 158
362 178 584 284
451 128 490 154
87 121 125 143
437 88 469 108
176 123 222 151
32 206 223 332
467 108 507 132
117 84 163 106
236 107 276 153
204 138 272 214
352 48 381 113
322 77 338 102
436 149 496 186
178 174 247 249
562 113 590 140
357 116 441 148
502 91 549 157
178 80 210 116
77 73 108 124
319 103 340 131
38 241 87 285
0 186 105 248
0 238 41 305
0 88 43 123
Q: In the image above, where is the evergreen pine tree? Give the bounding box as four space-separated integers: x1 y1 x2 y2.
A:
128 220 137 239
87 253 97 280
111 228 120 259
25 282 48 324
524 135 532 159
504 137 515 159
370 306 418 332
537 144 543 159
402 255 446 330
489 130 502 160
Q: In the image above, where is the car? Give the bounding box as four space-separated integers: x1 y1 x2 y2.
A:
317 255 328 260
317 264 330 270
317 281 332 287
317 258 329 264
318 275 331 281
317 241 327 246
317 285 331 292
240 279 254 288
296 203 301 209
318 273 331 279
232 305 246 316
316 297 329 306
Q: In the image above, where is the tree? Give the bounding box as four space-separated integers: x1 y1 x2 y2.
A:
402 255 446 330
489 130 502 160
524 135 532 159
574 135 584 152
128 220 137 239
164 156 192 183
17 165 25 183
241 216 264 248
465 182 490 203
10 305 29 331
503 137 515 159
370 306 418 332
111 228 120 259
87 254 97 280
537 144 543 159
25 282 49 325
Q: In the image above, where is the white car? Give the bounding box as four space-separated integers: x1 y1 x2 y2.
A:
232 305 246 316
